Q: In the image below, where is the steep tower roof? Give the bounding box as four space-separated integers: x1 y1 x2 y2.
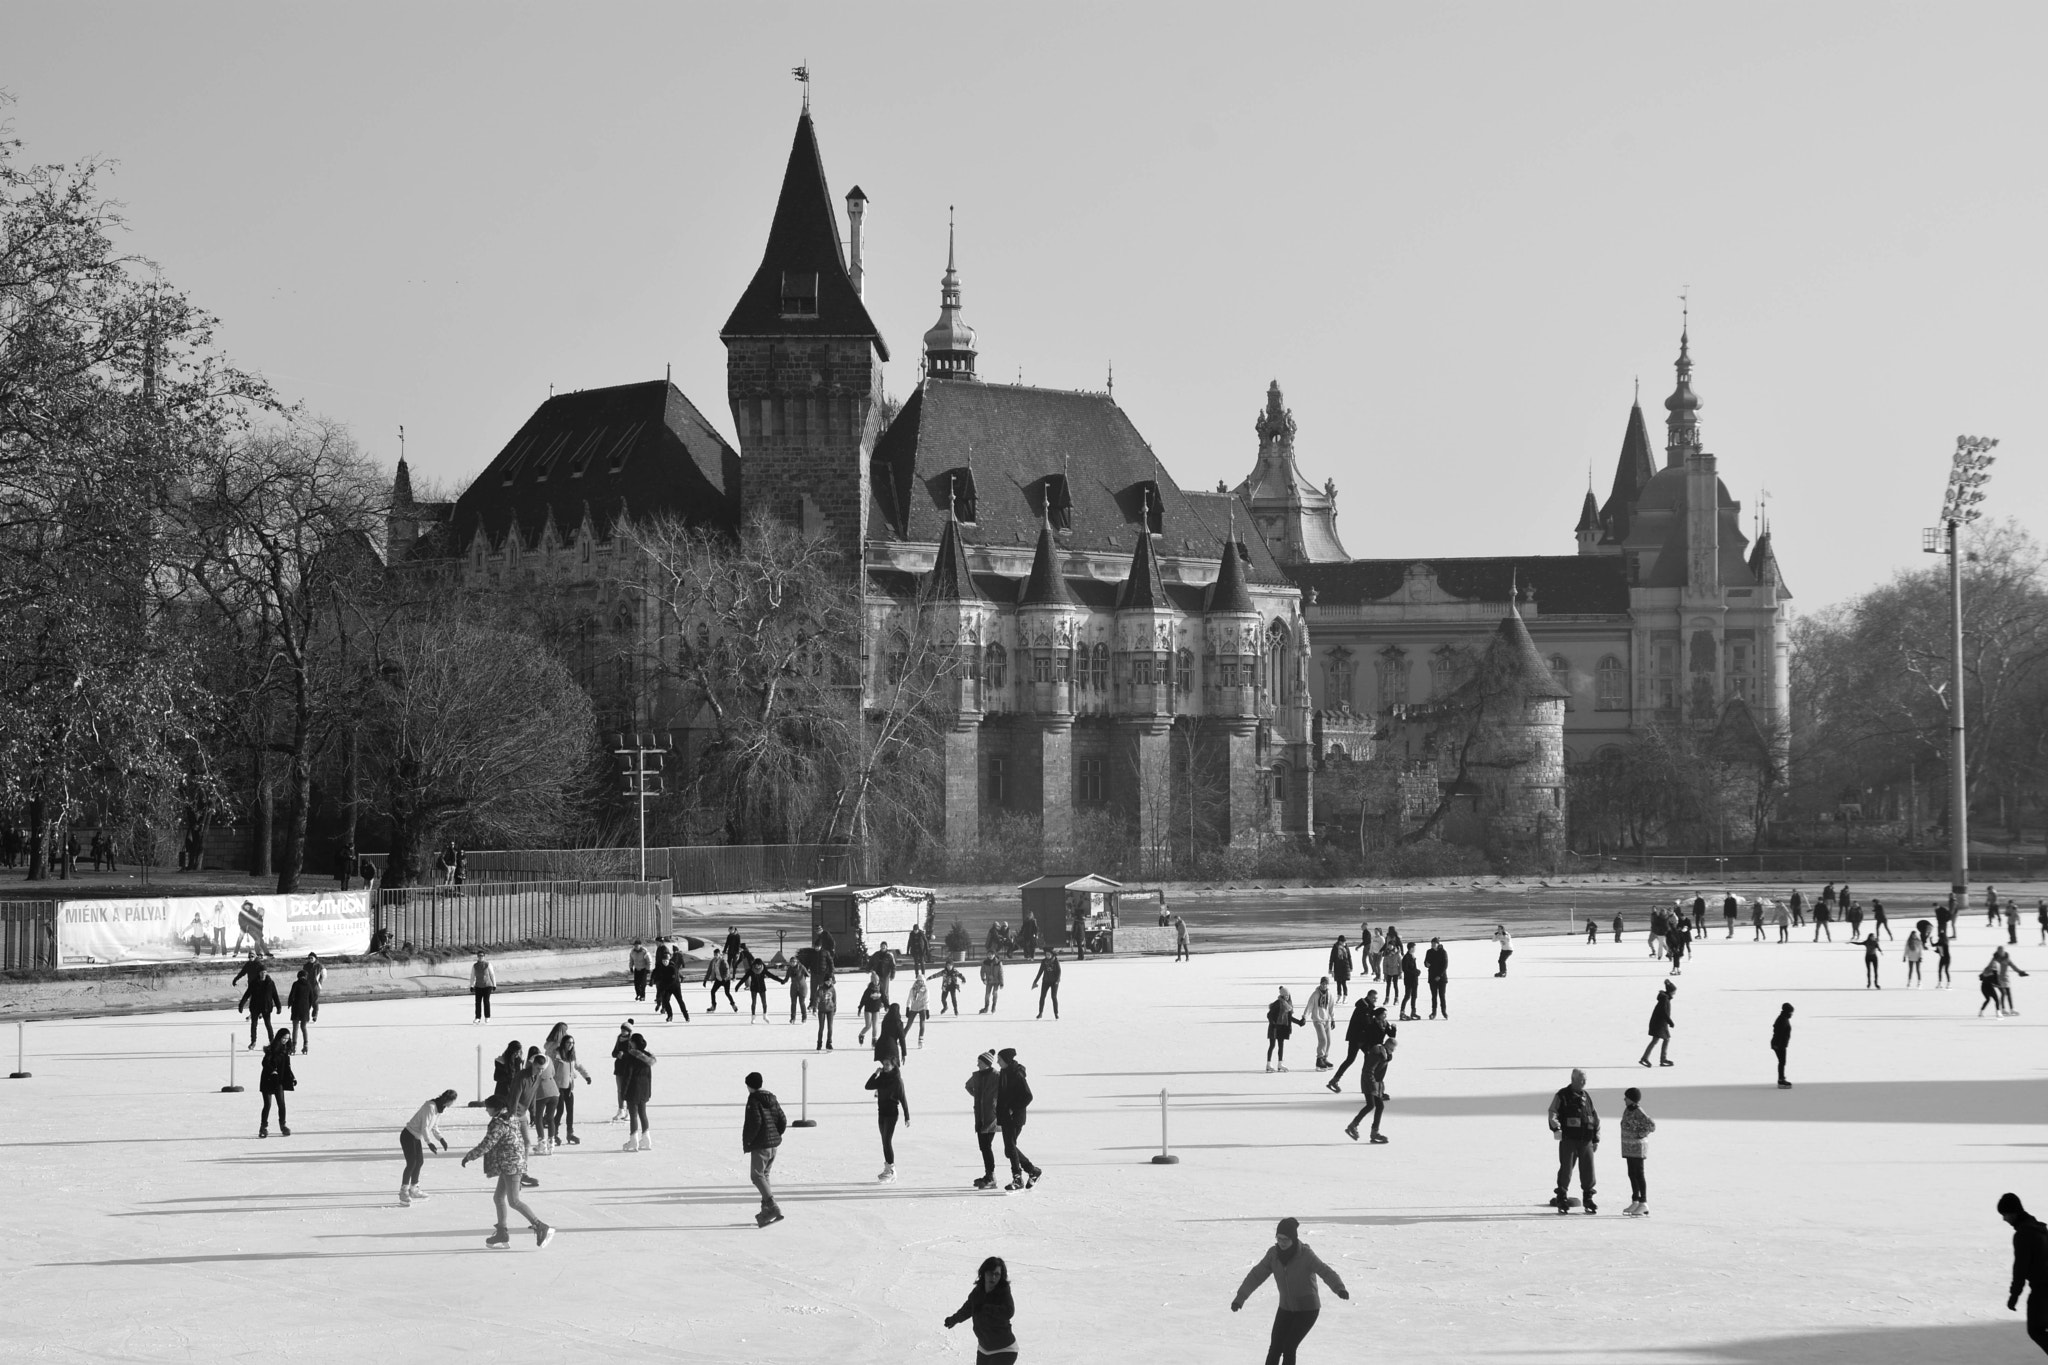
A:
392 455 414 507
1020 520 1075 606
1573 488 1599 536
929 513 983 601
720 111 889 360
921 211 979 382
1598 400 1657 541
1748 528 1790 596
1118 526 1170 611
1488 601 1571 700
1208 534 1256 614
1663 323 1702 468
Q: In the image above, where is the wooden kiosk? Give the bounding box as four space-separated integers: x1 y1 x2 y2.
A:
806 884 936 968
1018 874 1125 954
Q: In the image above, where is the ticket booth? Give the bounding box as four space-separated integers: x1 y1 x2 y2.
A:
1018 874 1124 953
807 884 936 968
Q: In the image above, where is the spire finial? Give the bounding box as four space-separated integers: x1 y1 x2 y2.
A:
1107 360 1113 397
398 424 406 465
793 61 810 113
947 205 955 272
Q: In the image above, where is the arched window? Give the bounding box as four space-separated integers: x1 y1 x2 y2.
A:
1264 619 1288 701
1596 655 1626 710
1091 642 1110 692
984 643 1008 690
1325 646 1356 709
1176 647 1194 694
1375 646 1409 711
1072 642 1087 691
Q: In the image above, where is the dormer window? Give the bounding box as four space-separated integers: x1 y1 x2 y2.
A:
1123 479 1164 534
1039 474 1073 531
933 468 977 524
779 271 819 318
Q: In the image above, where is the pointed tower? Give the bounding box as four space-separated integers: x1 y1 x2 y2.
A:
1573 489 1601 554
927 512 989 853
387 455 418 565
1202 536 1266 844
1233 381 1348 564
1666 323 1720 598
922 211 979 382
1114 519 1178 854
1018 514 1085 856
1467 600 1568 857
1593 398 1657 551
722 109 889 562
1663 324 1702 468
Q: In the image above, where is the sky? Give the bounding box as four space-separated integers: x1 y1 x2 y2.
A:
5 2 2045 612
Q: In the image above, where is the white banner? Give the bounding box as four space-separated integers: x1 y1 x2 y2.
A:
57 890 372 968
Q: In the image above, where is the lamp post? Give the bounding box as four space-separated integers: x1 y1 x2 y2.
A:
612 733 673 883
1921 434 1997 913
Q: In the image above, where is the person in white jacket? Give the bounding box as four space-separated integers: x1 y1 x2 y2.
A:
1305 977 1337 1070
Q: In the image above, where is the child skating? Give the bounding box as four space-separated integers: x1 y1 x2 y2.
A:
461 1094 554 1249
1620 1087 1656 1216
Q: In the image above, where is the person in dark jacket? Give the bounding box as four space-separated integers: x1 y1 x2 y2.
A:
874 1002 908 1068
744 954 783 1019
944 1256 1018 1364
742 1071 787 1226
1328 936 1352 1001
1547 1068 1600 1214
1999 1192 2048 1355
907 923 928 974
1398 944 1421 1020
965 1052 1001 1189
865 1059 909 1182
1230 1217 1349 1365
1326 992 1383 1091
618 1033 656 1151
1343 1011 1396 1144
1637 982 1676 1068
237 963 280 1049
287 966 316 1054
1265 988 1305 1073
258 1029 295 1138
870 943 899 1003
1031 949 1062 1020
995 1047 1041 1191
1424 938 1450 1018
1771 1003 1794 1088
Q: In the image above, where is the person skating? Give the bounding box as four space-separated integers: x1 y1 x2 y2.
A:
1812 896 1833 943
905 970 931 1047
1862 933 1884 989
460 1095 553 1249
1398 944 1421 1020
1229 1217 1349 1365
1665 917 1687 973
815 974 838 1050
871 941 899 1003
856 973 885 1046
1328 937 1352 1002
1492 924 1514 977
907 922 929 975
704 951 737 1012
1691 893 1707 936
874 1002 909 1068
552 1033 591 1145
607 1022 633 1120
618 1032 656 1150
944 1257 1019 1365
399 1089 456 1205
1789 888 1805 927
1326 992 1381 1091
1031 949 1062 1020
1016 916 1040 960
470 950 495 1022
1306 977 1336 1069
1903 928 1925 987
1776 898 1791 943
257 1028 295 1138
1343 1011 1395 1143
865 1058 909 1182
1846 900 1865 940
979 952 1004 1013
1997 1192 2048 1356
286 966 315 1054
1265 987 1305 1073
1547 1068 1600 1214
1424 938 1450 1018
628 940 650 1001
965 1051 1002 1189
1173 912 1191 961
531 1036 561 1156
1585 916 1599 945
1612 911 1624 944
744 953 783 1020
742 1071 787 1226
1936 931 1954 988
1993 948 2030 1016
1988 885 2003 930
2038 900 2048 947
938 959 964 1015
1872 897 1893 940
2010 899 2024 947
995 1047 1041 1190
1770 1003 1794 1087
1619 1087 1655 1216
784 951 811 1024
1638 981 1676 1067
237 960 280 1049
1722 892 1739 938
1750 898 1766 941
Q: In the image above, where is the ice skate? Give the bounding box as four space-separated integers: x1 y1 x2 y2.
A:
878 1164 895 1182
1369 1132 1388 1144
1344 1126 1359 1140
278 1126 291 1136
1004 1178 1025 1191
623 1136 640 1151
484 1229 511 1249
972 1176 997 1190
409 1186 429 1201
1026 1170 1041 1188
1583 1200 1598 1214
398 1188 412 1206
534 1223 555 1249
638 1133 652 1151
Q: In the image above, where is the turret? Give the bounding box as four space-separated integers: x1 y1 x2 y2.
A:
1018 516 1084 716
1203 536 1260 724
1115 520 1177 721
1573 489 1600 555
921 210 979 382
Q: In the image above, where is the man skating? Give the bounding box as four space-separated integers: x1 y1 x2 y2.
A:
1343 1011 1396 1144
1547 1068 1600 1214
1326 992 1382 1091
1424 938 1450 1018
628 940 650 1001
995 1048 1042 1190
1173 912 1191 961
1031 949 1062 1020
1770 1003 1794 1087
741 1071 787 1227
1723 893 1739 938
1999 1192 2048 1356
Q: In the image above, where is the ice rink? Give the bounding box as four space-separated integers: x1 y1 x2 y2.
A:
4 920 2044 1363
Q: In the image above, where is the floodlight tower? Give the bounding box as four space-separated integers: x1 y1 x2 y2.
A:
1920 435 1997 912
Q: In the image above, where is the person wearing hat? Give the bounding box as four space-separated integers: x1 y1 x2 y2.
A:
995 1048 1041 1191
964 1051 1002 1189
1998 1192 2048 1354
1230 1217 1349 1365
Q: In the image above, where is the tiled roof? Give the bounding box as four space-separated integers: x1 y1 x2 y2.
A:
928 516 982 601
1118 530 1170 611
1488 605 1572 699
720 112 888 361
1207 537 1256 613
1021 524 1075 606
1284 555 1631 615
444 381 737 555
1597 402 1658 543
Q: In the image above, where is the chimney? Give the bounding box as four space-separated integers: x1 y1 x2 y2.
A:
845 185 868 296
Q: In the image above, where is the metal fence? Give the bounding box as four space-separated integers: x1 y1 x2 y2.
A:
1604 851 2039 880
372 880 670 951
0 902 59 971
458 845 851 895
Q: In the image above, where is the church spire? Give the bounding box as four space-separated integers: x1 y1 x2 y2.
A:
1663 305 1702 467
922 208 979 382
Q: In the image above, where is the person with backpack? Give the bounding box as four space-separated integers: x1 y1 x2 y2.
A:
460 1094 553 1250
1547 1068 1600 1214
1998 1192 2048 1355
741 1071 788 1227
964 1051 1002 1189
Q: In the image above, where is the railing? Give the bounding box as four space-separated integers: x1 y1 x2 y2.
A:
1598 851 2038 880
0 902 59 971
457 845 851 895
372 880 670 951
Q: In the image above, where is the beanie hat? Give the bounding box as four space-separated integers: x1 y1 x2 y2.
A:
1276 1217 1300 1239
997 1048 1017 1062
744 1071 763 1088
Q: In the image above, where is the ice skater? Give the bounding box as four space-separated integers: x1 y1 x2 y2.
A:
1328 937 1352 1001
236 959 279 1049
875 1002 909 1067
944 1257 1018 1365
629 940 650 1001
905 970 930 1047
1265 987 1305 1073
865 1058 909 1182
815 974 838 1050
938 959 964 1015
460 1095 553 1249
1937 931 1954 988
856 973 885 1045
1903 928 1924 986
618 1032 655 1150
1770 1003 1794 1087
995 1048 1041 1191
1173 912 1191 960
1776 898 1791 943
1306 977 1336 1069
286 966 315 1054
1586 916 1598 945
1031 948 1061 1020
786 952 810 1022
1620 1086 1655 1216
1872 897 1893 940
1812 896 1833 942
1326 992 1381 1091
470 950 495 1021
398 1089 456 1205
742 1071 788 1227
551 1033 591 1145
1547 1068 1600 1214
979 952 1004 1013
1612 911 1624 944
966 1051 1001 1189
1230 1217 1349 1365
257 1028 295 1138
1723 893 1739 938
1637 981 1676 1067
1425 938 1449 1018
1997 1192 2048 1356
1860 933 1884 988
1398 944 1420 1021
1343 1010 1395 1144
1493 924 1513 977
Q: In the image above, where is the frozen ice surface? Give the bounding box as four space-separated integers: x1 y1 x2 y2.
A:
2 927 2042 1362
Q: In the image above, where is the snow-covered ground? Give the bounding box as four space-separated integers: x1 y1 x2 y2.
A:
4 924 2043 1363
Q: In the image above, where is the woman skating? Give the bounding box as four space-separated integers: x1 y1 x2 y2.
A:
286 966 315 1054
1305 977 1336 1070
1936 931 1954 988
460 1095 554 1250
1265 987 1304 1073
1862 934 1884 989
815 974 838 1050
904 970 930 1047
399 1089 456 1205
943 1257 1018 1364
609 1022 633 1120
1328 937 1352 1002
856 973 885 1046
1638 982 1676 1067
258 1028 295 1137
875 1001 909 1068
1620 1087 1656 1216
618 1032 656 1149
1230 1217 1349 1365
1493 924 1514 978
979 953 1004 1013
551 1033 591 1145
865 1058 909 1182
1903 928 1924 987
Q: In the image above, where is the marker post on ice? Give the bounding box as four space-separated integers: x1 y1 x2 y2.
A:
220 1031 243 1093
790 1057 818 1127
1150 1088 1178 1164
466 1044 487 1107
9 1021 29 1080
